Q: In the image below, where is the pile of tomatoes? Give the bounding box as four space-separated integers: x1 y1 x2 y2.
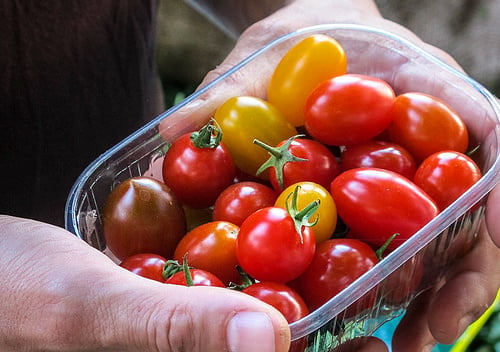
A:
101 34 483 325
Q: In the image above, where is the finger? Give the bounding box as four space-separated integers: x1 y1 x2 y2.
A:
391 289 438 352
427 224 500 343
332 336 388 352
486 185 500 247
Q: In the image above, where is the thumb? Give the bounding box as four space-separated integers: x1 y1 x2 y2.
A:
95 273 291 351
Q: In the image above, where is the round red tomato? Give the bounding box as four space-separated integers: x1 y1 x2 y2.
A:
387 92 469 162
304 74 395 146
173 221 240 285
162 121 236 209
255 135 341 191
413 150 482 210
330 168 439 251
340 140 417 179
212 181 277 226
165 268 225 287
294 239 378 311
243 282 309 323
102 177 187 261
119 253 167 282
236 206 316 283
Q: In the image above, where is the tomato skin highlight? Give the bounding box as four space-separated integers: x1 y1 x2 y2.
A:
304 74 395 146
236 206 316 283
294 238 378 311
119 253 167 282
173 221 240 285
267 34 347 127
243 282 309 323
212 181 277 227
330 168 439 251
214 96 297 177
387 92 469 162
102 177 187 261
341 140 417 180
162 131 236 209
413 151 482 210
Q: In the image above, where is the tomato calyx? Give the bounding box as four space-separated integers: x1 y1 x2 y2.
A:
190 118 223 149
375 233 399 260
228 266 256 291
286 185 320 243
254 135 307 190
163 255 195 286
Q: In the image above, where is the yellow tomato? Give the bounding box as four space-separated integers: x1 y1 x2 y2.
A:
267 34 347 127
275 181 337 244
214 96 297 178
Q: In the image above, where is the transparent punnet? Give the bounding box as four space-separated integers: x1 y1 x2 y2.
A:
65 24 500 351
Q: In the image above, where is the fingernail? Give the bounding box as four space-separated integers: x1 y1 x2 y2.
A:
227 312 275 352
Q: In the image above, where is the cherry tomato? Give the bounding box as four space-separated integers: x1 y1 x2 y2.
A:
294 239 378 312
267 34 347 126
275 182 337 244
212 181 277 227
255 135 341 191
387 92 469 162
330 168 439 251
236 206 316 283
243 282 309 323
102 177 187 261
304 74 395 146
162 121 236 208
413 151 482 210
173 221 240 285
165 268 225 287
340 140 417 179
119 253 167 282
214 96 297 177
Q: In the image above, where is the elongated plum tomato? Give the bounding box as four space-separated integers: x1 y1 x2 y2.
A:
340 140 417 179
387 92 469 162
413 151 482 210
275 182 337 244
330 168 439 251
103 177 187 261
304 74 395 146
173 221 240 285
267 34 347 127
294 238 378 312
214 96 297 177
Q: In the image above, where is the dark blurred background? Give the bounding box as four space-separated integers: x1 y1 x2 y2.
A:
155 0 499 106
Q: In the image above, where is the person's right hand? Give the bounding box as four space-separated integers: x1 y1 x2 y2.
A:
0 215 290 351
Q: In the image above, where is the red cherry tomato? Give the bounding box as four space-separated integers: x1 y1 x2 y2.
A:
304 74 395 146
165 268 225 287
243 282 309 323
330 168 439 251
236 206 316 283
212 182 277 226
119 253 167 282
162 121 236 208
340 140 417 179
387 92 469 162
413 151 482 210
255 135 341 191
294 239 378 312
102 177 187 261
173 221 240 285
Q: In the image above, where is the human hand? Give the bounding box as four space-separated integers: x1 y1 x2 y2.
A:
0 215 290 351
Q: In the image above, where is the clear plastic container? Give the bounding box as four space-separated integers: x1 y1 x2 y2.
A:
65 24 500 351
